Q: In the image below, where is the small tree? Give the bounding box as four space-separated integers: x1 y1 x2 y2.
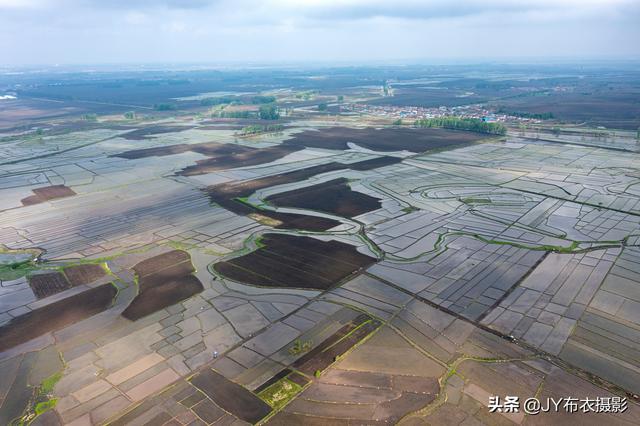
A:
317 103 328 111
153 103 175 111
259 104 280 120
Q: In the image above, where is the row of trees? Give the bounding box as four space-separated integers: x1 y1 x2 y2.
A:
212 110 252 118
239 124 284 135
295 91 317 100
153 103 176 111
210 104 280 120
496 109 554 120
415 117 507 135
200 95 276 107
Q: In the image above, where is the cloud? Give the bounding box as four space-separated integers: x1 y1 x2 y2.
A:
0 0 638 64
85 0 216 9
272 0 637 22
0 0 44 8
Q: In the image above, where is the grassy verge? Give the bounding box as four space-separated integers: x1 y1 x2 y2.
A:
0 260 37 281
12 371 62 426
258 378 303 411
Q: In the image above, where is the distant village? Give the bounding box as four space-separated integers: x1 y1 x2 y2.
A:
340 102 544 125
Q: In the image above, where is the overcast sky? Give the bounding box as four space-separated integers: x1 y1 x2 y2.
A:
1 0 639 66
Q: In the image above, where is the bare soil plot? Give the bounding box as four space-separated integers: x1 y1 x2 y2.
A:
0 98 113 130
122 250 203 321
121 125 195 140
266 178 381 217
0 284 117 351
133 249 191 277
114 141 302 176
190 369 272 424
115 141 251 159
253 211 340 232
213 234 375 290
28 264 105 299
179 145 300 176
21 185 76 206
123 276 203 321
28 272 72 299
63 263 106 286
281 126 484 152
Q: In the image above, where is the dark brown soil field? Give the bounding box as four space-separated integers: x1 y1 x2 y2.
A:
122 276 203 321
179 145 300 176
190 369 272 424
213 234 376 290
255 211 341 232
63 264 106 286
21 185 76 206
113 126 459 177
114 141 303 176
121 125 195 140
204 157 399 231
133 249 191 277
281 127 484 152
266 178 381 217
114 141 254 159
123 250 203 321
0 284 117 351
28 272 72 299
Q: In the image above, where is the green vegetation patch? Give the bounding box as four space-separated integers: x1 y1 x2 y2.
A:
496 108 554 120
0 246 41 281
40 372 62 395
461 197 492 204
12 371 62 426
474 234 580 253
0 260 37 281
295 90 317 100
402 206 420 213
153 103 176 111
288 339 312 355
200 96 239 106
252 95 276 104
212 110 252 118
258 378 303 410
259 104 280 120
240 124 284 135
